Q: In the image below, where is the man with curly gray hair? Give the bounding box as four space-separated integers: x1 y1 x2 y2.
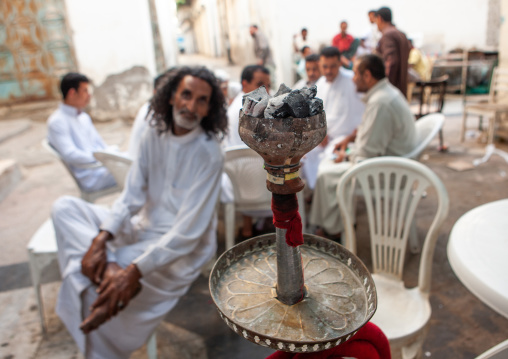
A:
51 66 227 358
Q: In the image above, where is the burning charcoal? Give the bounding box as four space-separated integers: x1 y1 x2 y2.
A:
283 90 310 118
308 98 324 116
274 83 292 97
243 86 270 103
251 97 269 117
300 85 317 100
264 93 291 119
242 86 270 116
242 96 259 115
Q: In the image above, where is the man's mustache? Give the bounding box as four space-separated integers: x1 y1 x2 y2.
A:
177 109 197 120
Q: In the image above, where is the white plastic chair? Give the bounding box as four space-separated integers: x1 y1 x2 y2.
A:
402 113 445 253
27 218 60 336
337 157 449 359
404 113 445 160
223 146 306 250
27 218 158 358
42 139 120 202
475 339 508 359
93 151 133 190
461 67 508 144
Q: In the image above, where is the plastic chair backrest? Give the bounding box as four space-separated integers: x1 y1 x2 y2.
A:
337 157 449 294
42 139 120 202
475 339 508 359
42 139 88 192
404 113 444 160
93 151 133 190
224 146 272 213
489 67 508 105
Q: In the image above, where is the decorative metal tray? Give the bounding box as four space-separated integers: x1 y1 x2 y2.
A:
209 234 377 353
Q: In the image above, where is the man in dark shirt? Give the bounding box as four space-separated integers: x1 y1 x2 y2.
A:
375 7 410 98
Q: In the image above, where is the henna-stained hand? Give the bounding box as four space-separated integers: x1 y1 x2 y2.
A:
81 230 113 285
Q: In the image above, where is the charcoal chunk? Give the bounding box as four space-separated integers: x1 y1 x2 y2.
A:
242 86 270 116
284 90 310 118
264 93 291 119
308 98 324 116
300 85 317 100
251 97 269 117
274 83 292 97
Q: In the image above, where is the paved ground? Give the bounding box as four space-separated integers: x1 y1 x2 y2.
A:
1 55 507 358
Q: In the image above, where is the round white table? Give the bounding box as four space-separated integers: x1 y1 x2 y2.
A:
448 199 508 319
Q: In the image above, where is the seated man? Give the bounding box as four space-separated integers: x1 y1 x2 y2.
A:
222 64 271 238
224 65 271 148
47 72 117 192
52 66 227 358
310 54 417 237
301 46 364 191
293 54 321 89
296 45 313 80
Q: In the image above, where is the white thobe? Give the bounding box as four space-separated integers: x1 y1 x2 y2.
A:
224 92 245 148
293 79 317 90
47 104 117 191
127 102 151 158
53 125 223 358
365 24 382 52
310 78 416 235
221 91 245 203
220 92 271 219
301 72 364 190
316 70 364 142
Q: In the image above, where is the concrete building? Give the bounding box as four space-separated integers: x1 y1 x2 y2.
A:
0 0 178 105
177 0 501 86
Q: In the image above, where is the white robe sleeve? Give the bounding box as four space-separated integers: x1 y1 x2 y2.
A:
132 150 223 276
48 116 98 166
353 102 394 162
100 130 151 235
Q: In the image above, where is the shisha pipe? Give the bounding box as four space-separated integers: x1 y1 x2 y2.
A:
238 110 327 305
209 109 377 353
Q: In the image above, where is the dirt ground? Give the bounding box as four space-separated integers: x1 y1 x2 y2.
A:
0 63 507 358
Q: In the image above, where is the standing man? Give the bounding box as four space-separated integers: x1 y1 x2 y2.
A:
301 46 364 190
47 72 117 192
365 10 381 52
375 7 410 97
52 66 227 358
249 24 276 86
310 54 416 237
293 54 321 89
293 27 310 54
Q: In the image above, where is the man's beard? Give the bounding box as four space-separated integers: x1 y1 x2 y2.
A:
172 106 201 130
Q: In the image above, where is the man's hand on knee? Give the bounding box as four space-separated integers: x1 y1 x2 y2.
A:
93 264 142 317
81 230 113 284
79 264 142 334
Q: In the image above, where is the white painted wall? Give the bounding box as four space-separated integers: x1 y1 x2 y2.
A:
65 0 177 86
213 0 491 86
187 0 224 57
156 0 179 68
500 0 508 67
